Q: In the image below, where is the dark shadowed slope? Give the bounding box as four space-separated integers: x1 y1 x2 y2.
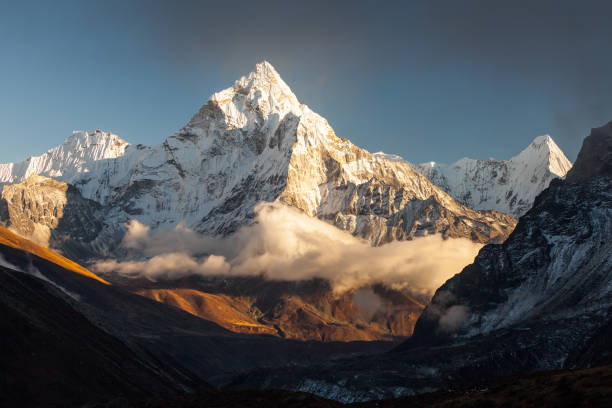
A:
94 364 612 408
0 264 199 408
565 121 612 182
407 121 612 348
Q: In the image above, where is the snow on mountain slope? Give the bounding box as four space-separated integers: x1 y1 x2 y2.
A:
410 135 572 218
0 62 516 260
0 130 129 185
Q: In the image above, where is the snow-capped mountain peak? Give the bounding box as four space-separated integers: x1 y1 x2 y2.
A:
235 60 298 105
515 134 571 176
188 61 300 131
413 134 572 217
68 130 130 164
0 130 130 186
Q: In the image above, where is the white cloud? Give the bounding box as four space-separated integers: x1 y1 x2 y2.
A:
94 202 482 295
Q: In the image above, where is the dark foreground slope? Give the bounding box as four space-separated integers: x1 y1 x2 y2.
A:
352 364 612 408
90 363 612 408
0 265 198 408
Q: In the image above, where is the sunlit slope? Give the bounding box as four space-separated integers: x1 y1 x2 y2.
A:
136 285 424 341
0 226 109 285
139 289 278 335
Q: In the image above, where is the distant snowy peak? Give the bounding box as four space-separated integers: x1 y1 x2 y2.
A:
0 130 130 185
515 134 571 177
413 135 572 217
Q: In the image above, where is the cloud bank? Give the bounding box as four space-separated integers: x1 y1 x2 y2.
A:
93 202 483 295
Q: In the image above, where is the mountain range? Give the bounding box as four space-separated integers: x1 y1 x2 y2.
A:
1 61 609 407
0 62 574 343
0 62 555 261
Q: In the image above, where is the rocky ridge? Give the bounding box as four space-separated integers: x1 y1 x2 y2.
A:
1 174 103 252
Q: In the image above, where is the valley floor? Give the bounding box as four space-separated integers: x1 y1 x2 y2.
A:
92 364 612 408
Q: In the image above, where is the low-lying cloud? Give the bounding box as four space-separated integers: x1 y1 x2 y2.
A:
438 305 471 333
93 202 483 296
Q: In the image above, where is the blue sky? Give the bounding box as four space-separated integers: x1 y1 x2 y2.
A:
1 0 612 164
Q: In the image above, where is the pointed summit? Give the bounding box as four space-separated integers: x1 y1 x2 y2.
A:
526 134 561 156
531 134 554 145
187 61 300 130
231 60 300 109
249 61 284 83
517 134 572 177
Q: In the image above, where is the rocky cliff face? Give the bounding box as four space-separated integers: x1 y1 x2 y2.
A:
0 62 516 260
411 134 572 218
0 175 103 257
565 121 612 182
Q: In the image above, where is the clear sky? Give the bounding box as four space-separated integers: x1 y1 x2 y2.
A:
1 0 612 164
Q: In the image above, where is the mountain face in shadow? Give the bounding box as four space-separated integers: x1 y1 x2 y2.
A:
0 256 199 407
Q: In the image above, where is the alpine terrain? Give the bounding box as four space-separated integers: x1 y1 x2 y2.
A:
0 61 609 407
0 62 579 344
379 134 572 218
229 121 612 402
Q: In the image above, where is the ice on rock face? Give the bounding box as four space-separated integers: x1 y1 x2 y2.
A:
413 134 573 218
